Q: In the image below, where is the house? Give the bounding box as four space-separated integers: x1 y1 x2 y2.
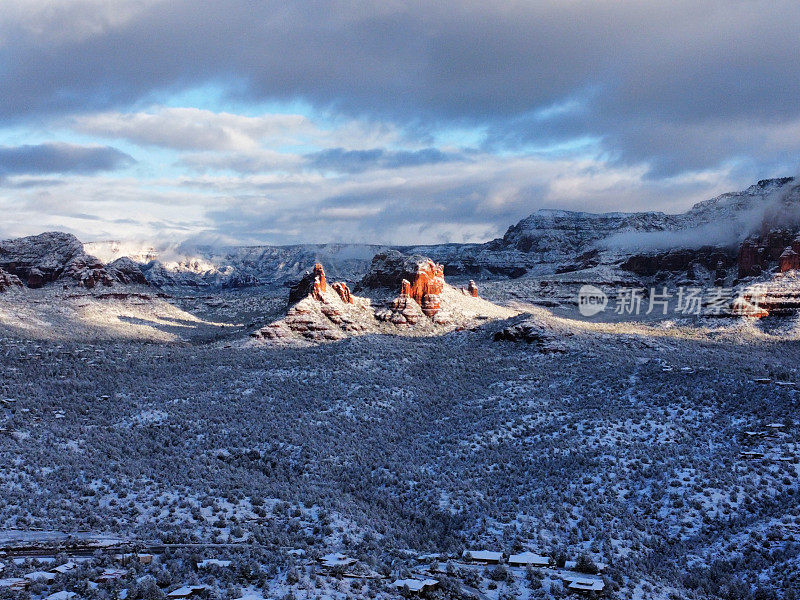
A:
391 578 439 593
0 578 28 591
508 552 550 567
462 550 503 564
568 578 605 594
96 568 127 582
416 553 440 563
52 561 77 574
318 552 356 569
198 559 233 569
25 571 57 583
45 592 78 600
767 423 786 435
167 585 209 599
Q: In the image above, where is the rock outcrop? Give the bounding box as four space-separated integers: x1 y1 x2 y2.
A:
621 246 737 286
252 256 516 345
288 263 327 304
0 268 23 292
493 317 571 353
107 257 150 285
779 246 800 272
494 209 673 256
737 230 797 278
360 250 446 318
0 232 121 289
375 279 425 325
331 281 353 303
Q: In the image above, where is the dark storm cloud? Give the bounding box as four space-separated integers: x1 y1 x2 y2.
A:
0 143 134 176
308 147 461 173
3 1 800 177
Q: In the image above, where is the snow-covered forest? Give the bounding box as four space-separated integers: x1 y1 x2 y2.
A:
1 313 798 599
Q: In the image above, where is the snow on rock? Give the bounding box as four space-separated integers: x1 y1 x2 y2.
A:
375 279 426 326
72 178 800 292
0 232 115 289
0 268 22 292
493 314 575 353
331 281 353 303
251 255 517 345
358 250 446 317
288 263 328 304
107 257 149 285
496 208 673 256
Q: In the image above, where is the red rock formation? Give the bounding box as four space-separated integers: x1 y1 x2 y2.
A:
288 263 329 304
332 281 353 303
400 279 412 297
737 230 798 278
376 288 424 325
780 247 800 272
467 280 479 297
407 260 444 306
313 263 327 293
360 251 446 317
388 260 446 318
420 293 441 317
732 296 770 318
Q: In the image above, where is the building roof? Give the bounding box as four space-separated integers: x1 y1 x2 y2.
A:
198 559 232 568
391 578 438 592
97 568 127 581
0 578 28 590
568 578 605 591
463 550 503 562
319 552 356 567
508 552 550 565
25 571 57 582
52 561 77 574
167 585 209 598
45 592 78 600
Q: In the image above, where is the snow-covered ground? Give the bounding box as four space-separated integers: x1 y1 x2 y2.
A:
0 298 798 599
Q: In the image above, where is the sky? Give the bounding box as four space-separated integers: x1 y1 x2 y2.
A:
1 0 800 246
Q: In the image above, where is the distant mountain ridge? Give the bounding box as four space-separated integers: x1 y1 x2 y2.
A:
5 177 800 291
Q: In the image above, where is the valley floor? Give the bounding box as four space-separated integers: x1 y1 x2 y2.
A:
1 308 799 600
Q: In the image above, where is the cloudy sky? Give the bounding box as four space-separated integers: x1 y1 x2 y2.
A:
1 0 799 246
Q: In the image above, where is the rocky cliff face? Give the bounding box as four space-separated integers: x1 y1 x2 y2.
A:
66 177 800 290
0 232 149 290
288 263 328 304
0 268 23 292
251 255 516 345
107 257 149 285
494 209 673 256
0 232 113 288
359 250 447 318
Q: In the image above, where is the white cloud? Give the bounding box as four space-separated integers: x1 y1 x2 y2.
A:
0 150 743 245
0 0 164 45
70 106 410 155
72 108 312 151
